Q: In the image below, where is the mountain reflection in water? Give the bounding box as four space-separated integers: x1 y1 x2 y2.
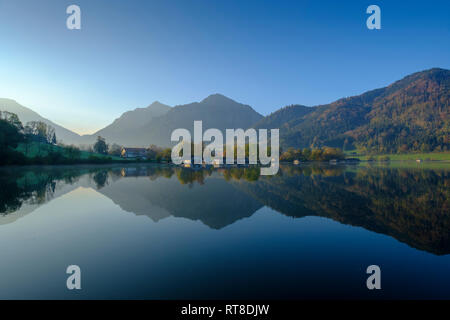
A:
1 163 448 255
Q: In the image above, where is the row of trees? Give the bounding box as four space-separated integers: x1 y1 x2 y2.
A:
1 110 346 165
0 112 119 165
146 145 172 161
280 147 345 162
1 111 59 165
0 111 174 165
1 111 58 158
91 137 172 162
0 111 57 145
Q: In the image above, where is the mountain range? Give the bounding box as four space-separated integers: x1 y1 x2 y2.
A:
80 101 172 146
255 68 449 153
92 93 264 147
1 68 448 152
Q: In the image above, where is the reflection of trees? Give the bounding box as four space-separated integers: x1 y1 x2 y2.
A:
0 166 120 216
0 172 23 214
93 170 108 189
115 165 261 185
176 167 213 185
279 164 346 177
0 168 85 216
148 167 174 180
221 167 261 182
2 164 449 255
237 165 450 255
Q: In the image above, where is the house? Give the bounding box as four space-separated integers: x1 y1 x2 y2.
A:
213 158 222 168
121 147 148 159
181 156 203 168
182 159 192 168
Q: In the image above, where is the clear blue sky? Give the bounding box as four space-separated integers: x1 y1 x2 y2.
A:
0 0 449 134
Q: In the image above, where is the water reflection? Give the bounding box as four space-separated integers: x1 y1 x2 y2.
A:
0 163 449 254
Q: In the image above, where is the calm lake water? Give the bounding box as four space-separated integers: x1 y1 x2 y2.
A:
0 163 449 299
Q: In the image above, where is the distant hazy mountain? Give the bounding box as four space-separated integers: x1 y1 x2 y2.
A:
81 101 171 145
0 94 263 148
3 68 447 152
255 68 449 153
0 98 82 145
104 94 263 147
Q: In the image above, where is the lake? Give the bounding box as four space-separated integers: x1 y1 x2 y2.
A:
0 163 449 299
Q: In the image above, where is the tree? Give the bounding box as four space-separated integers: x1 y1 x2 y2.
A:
321 147 345 161
46 126 56 144
147 144 162 160
160 148 172 161
280 146 344 162
25 121 50 155
26 121 48 142
1 111 23 131
280 147 296 162
22 125 34 155
93 136 108 154
0 111 24 152
302 148 311 160
65 145 81 159
0 118 25 164
310 148 323 161
0 119 24 150
109 143 122 156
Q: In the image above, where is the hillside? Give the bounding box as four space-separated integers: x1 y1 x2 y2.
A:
81 101 171 145
253 104 313 129
107 94 263 147
2 68 448 153
257 68 449 153
0 94 263 148
0 98 83 145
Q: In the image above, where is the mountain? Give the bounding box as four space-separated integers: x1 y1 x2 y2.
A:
2 68 448 152
0 98 82 145
81 101 171 145
103 94 263 147
253 104 313 129
0 94 263 148
256 68 449 153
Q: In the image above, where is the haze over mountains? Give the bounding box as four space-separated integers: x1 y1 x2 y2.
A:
80 101 172 146
96 93 263 147
1 68 448 152
0 94 263 147
0 98 83 145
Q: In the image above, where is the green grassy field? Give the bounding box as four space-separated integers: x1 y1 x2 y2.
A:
15 142 124 160
345 151 450 161
15 143 450 163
